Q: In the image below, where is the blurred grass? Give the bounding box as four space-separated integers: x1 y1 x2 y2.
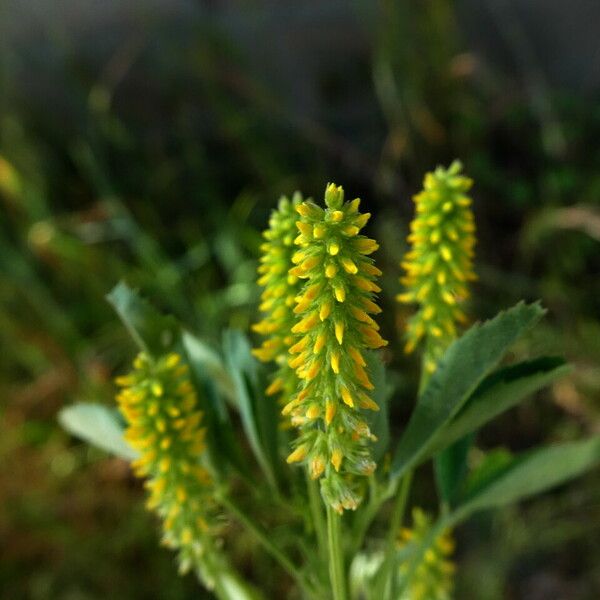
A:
1 1 599 598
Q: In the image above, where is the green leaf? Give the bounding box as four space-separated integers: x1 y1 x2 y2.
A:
430 357 569 455
452 437 600 522
58 402 137 460
434 434 473 505
364 352 392 462
182 330 236 404
218 570 265 600
107 281 179 355
182 331 246 477
390 302 545 481
222 329 280 489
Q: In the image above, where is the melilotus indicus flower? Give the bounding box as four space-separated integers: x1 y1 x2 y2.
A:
115 352 217 576
397 160 476 374
252 194 303 409
398 508 455 600
285 183 387 513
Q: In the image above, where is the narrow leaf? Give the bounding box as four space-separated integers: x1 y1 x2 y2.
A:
390 302 545 480
107 281 179 355
182 330 236 404
434 434 473 505
222 329 280 489
429 357 569 455
452 437 600 522
365 352 392 462
182 331 246 477
59 402 137 460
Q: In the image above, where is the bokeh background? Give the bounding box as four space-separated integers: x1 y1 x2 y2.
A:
1 1 599 598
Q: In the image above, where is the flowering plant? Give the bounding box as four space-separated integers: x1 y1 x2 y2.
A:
61 162 600 599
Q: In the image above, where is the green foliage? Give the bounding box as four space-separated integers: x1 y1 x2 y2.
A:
107 281 180 356
432 357 571 456
390 302 545 480
182 331 242 477
58 265 600 600
55 222 600 600
453 437 600 522
58 402 136 461
364 352 393 463
222 330 281 489
4 3 600 596
434 433 473 506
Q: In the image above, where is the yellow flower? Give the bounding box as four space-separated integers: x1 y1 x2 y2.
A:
286 183 387 512
398 508 455 600
252 194 304 408
398 161 476 371
116 352 215 573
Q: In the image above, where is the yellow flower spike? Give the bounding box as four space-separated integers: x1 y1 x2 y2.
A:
292 312 319 334
348 346 366 367
331 449 343 472
334 285 346 302
284 182 387 512
328 241 340 255
306 404 321 419
310 456 326 479
115 352 217 576
301 254 321 271
325 400 336 425
253 193 307 412
319 301 332 321
340 386 354 408
330 351 340 374
398 161 476 371
286 444 309 463
358 392 380 412
296 221 313 237
313 224 326 238
305 361 321 381
313 332 326 353
288 337 309 355
325 263 338 278
341 258 358 274
397 508 455 600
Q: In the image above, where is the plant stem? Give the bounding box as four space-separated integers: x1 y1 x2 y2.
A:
306 472 328 562
326 505 347 600
350 475 384 556
374 469 413 599
219 494 314 597
200 543 232 600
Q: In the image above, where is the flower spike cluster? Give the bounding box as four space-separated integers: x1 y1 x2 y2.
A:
252 194 303 407
116 352 217 575
398 508 455 600
285 183 387 512
397 160 476 372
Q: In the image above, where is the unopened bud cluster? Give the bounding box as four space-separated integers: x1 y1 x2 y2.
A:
398 508 455 600
397 161 476 372
283 183 387 512
252 194 303 407
115 352 216 574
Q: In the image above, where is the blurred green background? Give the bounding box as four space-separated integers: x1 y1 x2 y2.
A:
1 1 599 598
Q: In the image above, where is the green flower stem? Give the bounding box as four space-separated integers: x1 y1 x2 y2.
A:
199 537 241 600
306 472 328 562
218 493 315 597
349 475 384 556
327 506 348 600
374 469 413 600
